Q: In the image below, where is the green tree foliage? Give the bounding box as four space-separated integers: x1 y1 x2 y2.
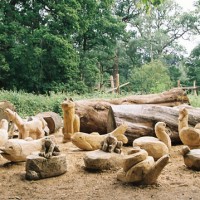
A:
74 0 126 90
129 60 172 93
127 0 190 62
0 0 129 93
112 0 190 92
182 1 200 87
0 0 193 95
186 45 200 86
0 0 81 93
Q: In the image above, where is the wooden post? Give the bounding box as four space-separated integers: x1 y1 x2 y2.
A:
106 82 130 93
193 80 198 96
110 76 115 94
116 74 120 94
177 80 181 87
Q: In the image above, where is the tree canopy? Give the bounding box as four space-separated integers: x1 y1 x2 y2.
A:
0 0 199 94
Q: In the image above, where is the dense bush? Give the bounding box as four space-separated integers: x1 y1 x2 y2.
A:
0 90 66 117
129 60 172 93
188 94 200 108
0 90 123 117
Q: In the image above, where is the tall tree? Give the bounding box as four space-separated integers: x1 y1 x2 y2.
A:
74 0 126 90
126 0 190 62
186 45 200 86
0 0 81 93
130 59 172 93
0 0 170 93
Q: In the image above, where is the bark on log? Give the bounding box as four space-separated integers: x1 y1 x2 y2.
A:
107 104 200 145
36 112 63 134
75 88 189 135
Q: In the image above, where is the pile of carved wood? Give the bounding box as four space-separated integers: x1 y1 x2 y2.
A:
1 88 200 146
0 102 62 134
74 88 200 145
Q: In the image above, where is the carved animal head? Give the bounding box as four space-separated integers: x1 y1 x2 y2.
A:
0 119 9 130
71 132 88 149
111 123 128 144
155 122 166 132
71 133 85 143
41 135 56 143
4 108 16 121
44 138 53 148
0 139 22 157
61 98 75 110
104 134 117 145
178 108 188 121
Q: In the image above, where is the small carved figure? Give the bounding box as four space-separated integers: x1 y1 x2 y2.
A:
8 121 19 139
61 98 80 143
178 107 200 148
5 108 47 140
101 134 123 154
39 137 60 159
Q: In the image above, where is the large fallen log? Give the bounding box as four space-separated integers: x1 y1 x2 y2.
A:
107 104 200 145
75 88 189 134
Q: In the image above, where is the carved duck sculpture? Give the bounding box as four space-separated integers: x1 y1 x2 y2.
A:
133 122 171 160
117 147 169 184
178 107 200 148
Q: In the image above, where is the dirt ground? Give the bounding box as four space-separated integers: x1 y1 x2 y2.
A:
0 130 200 200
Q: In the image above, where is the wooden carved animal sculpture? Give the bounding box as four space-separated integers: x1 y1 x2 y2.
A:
101 134 123 154
117 147 169 184
0 135 56 162
5 108 47 140
182 146 200 171
178 107 200 148
71 123 128 151
133 122 171 160
39 137 60 159
61 98 80 143
0 119 9 147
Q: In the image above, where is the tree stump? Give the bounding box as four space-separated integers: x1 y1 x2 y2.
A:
26 154 67 180
36 111 63 134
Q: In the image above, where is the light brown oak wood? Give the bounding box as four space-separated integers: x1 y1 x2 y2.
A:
75 88 189 136
107 104 200 144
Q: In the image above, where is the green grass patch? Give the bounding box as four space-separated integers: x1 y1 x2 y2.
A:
0 90 126 118
1 90 199 118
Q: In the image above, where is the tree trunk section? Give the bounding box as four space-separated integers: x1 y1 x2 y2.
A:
36 111 63 134
107 104 200 145
75 88 189 135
